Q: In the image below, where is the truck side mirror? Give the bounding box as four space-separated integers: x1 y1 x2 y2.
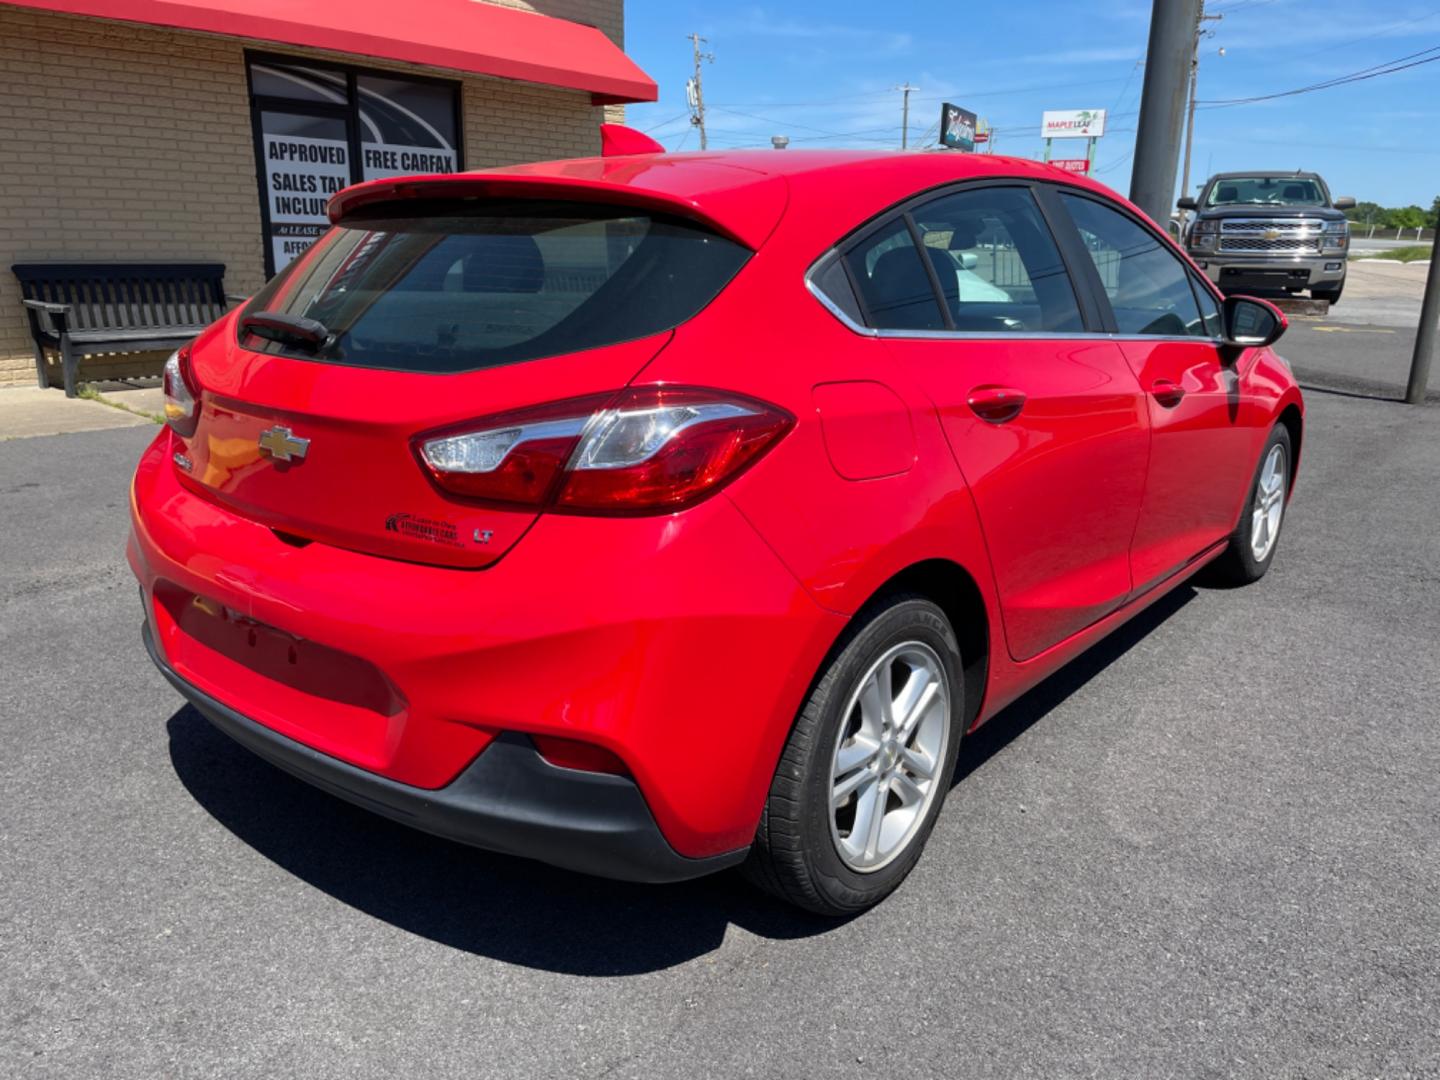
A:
1176 196 1198 211
1333 196 1356 210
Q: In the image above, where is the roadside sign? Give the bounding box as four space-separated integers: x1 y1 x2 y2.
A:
939 102 978 151
1050 158 1091 174
1042 109 1106 139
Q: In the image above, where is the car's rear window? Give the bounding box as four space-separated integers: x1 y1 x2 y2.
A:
240 199 751 372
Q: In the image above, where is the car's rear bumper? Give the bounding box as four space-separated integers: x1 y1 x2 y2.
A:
144 621 748 882
1188 251 1346 292
129 428 845 860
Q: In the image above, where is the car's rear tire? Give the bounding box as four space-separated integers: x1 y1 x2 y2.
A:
1313 282 1343 305
1206 423 1292 586
743 594 963 916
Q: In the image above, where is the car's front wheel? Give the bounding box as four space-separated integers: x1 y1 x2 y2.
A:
743 595 963 915
1208 422 1293 585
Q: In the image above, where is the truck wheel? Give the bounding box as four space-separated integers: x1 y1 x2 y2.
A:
1313 282 1343 305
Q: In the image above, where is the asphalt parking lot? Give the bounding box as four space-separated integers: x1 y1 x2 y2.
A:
3 329 1439 1077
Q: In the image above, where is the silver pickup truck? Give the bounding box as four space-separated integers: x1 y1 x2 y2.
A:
1179 171 1356 305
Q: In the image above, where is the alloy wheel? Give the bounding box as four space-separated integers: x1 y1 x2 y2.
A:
828 641 951 873
1250 443 1287 562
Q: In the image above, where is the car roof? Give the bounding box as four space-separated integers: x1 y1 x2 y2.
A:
329 150 1129 251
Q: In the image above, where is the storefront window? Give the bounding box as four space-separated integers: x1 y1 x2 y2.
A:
247 54 462 275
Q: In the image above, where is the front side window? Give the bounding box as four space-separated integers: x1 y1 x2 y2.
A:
1059 194 1207 338
241 200 750 372
911 187 1083 333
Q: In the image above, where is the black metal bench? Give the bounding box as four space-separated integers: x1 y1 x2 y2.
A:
12 262 244 397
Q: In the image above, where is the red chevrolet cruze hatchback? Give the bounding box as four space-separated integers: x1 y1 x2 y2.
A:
130 138 1302 914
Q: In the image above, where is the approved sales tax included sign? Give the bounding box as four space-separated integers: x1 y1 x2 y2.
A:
1041 109 1106 139
1050 158 1091 174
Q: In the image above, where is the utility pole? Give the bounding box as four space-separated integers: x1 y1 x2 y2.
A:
686 33 712 151
1178 6 1224 230
1130 0 1203 227
896 83 915 150
1406 201 1440 404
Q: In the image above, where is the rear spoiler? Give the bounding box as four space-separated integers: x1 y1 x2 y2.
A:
326 166 786 251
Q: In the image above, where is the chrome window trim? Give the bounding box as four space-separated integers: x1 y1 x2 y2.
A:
805 272 880 338
805 262 1222 346
874 328 1226 345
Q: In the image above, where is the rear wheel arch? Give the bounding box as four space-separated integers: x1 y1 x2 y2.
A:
860 559 990 731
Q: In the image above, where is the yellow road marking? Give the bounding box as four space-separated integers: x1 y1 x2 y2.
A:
1309 325 1394 334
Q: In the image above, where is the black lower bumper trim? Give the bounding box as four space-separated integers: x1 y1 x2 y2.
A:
143 624 748 883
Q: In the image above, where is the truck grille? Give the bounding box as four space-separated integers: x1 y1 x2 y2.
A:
1218 218 1324 254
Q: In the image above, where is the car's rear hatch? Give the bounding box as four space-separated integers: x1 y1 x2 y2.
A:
176 167 784 568
181 325 672 568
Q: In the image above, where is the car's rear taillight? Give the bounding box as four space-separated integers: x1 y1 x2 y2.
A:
162 345 200 438
416 386 793 514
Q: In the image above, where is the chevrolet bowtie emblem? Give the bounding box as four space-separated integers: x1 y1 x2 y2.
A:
257 425 310 462
1263 228 1280 240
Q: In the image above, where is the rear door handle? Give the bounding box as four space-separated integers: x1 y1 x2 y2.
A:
1150 379 1185 407
967 385 1027 424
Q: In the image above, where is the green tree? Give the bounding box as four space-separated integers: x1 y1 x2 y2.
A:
1390 205 1427 230
1345 200 1384 225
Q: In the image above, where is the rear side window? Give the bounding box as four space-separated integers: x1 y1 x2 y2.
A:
911 187 1083 333
843 218 946 331
241 200 750 372
1059 194 1207 338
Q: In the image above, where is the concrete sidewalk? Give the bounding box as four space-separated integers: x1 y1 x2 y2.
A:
0 385 158 440
1337 259 1431 328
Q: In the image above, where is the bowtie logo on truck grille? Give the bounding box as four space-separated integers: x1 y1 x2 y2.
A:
257 425 310 462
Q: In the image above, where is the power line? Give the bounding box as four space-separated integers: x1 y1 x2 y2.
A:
1197 43 1440 107
641 113 690 134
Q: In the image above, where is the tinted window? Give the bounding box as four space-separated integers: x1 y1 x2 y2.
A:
810 255 864 327
844 218 945 331
1060 194 1206 338
911 187 1083 333
241 200 750 372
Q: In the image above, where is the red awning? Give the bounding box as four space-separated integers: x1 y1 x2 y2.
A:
5 0 657 104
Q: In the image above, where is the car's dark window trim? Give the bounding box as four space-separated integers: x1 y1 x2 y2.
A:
900 210 957 331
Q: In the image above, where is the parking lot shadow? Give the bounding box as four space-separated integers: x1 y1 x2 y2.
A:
166 707 838 975
167 584 1195 975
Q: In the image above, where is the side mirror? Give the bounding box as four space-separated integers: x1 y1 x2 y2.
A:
1176 196 1198 211
1333 196 1356 211
1222 295 1287 350
956 251 979 270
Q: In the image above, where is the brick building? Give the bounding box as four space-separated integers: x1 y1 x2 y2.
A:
0 0 654 387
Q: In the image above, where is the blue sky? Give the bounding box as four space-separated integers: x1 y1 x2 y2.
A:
620 0 1440 208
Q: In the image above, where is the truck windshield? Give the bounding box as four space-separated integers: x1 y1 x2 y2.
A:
1205 178 1326 207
